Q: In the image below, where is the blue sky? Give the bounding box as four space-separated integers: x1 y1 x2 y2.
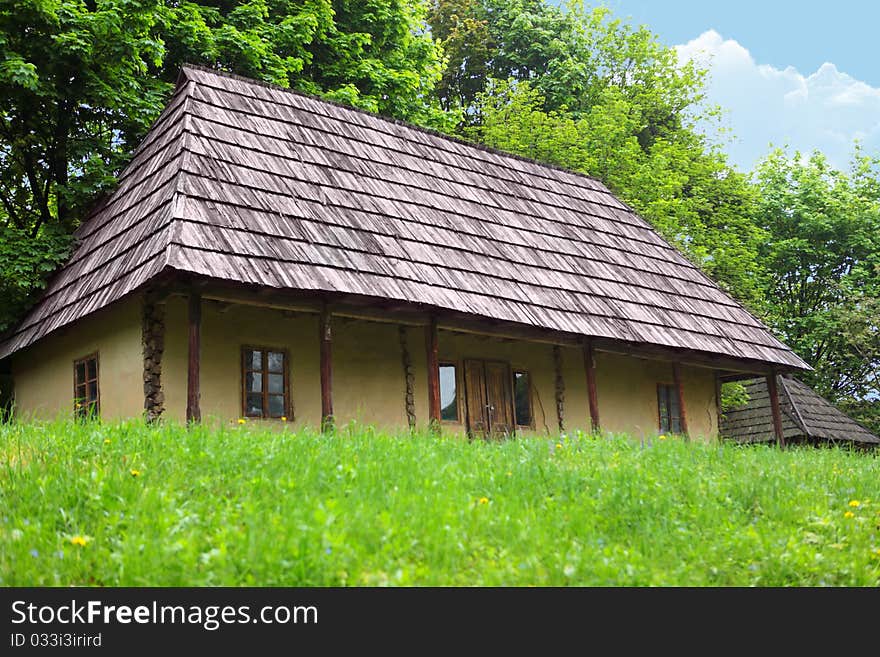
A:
589 1 880 170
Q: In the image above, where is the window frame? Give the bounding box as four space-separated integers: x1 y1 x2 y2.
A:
73 352 100 419
657 382 682 434
241 346 291 419
512 369 534 429
438 360 461 424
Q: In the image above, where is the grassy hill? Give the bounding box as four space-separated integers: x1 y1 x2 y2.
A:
1 420 878 586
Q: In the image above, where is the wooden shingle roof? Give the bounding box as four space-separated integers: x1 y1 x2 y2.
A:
0 66 810 368
721 376 879 445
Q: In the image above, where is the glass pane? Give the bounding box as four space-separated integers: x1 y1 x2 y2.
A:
671 416 682 434
439 364 457 421
86 358 97 380
87 381 98 404
246 393 263 416
248 350 262 371
268 373 283 394
86 400 99 418
267 351 284 373
75 362 86 385
514 371 531 426
657 386 669 432
246 371 261 393
668 386 680 418
267 395 284 418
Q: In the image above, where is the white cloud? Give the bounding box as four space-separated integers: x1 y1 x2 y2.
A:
675 30 880 171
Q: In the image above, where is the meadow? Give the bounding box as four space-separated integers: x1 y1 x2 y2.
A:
1 420 878 586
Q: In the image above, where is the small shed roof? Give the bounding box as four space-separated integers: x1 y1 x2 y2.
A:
0 66 809 369
721 376 879 445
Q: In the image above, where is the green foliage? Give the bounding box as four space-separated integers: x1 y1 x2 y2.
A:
0 0 448 334
720 381 749 414
753 148 880 417
0 224 72 331
2 421 879 585
162 1 450 128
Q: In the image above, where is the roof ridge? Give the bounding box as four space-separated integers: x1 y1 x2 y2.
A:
786 377 880 439
779 375 810 436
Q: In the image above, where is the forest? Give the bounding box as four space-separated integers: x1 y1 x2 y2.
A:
1 0 877 430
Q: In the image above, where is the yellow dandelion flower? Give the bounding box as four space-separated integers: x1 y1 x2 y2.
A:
281 416 287 422
130 469 141 477
506 471 513 477
658 434 667 441
848 500 861 507
844 511 855 519
478 497 489 505
103 439 111 445
237 418 246 425
555 443 562 449
70 535 89 547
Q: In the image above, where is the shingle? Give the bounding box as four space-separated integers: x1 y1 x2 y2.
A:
0 66 811 370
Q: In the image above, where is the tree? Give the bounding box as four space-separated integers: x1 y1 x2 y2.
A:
162 1 448 127
0 0 446 333
752 147 880 430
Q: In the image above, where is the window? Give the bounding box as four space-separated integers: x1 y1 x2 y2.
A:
243 347 289 418
74 354 99 419
513 370 532 427
439 362 459 422
657 384 681 433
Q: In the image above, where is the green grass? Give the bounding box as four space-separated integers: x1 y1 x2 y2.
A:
2 420 879 586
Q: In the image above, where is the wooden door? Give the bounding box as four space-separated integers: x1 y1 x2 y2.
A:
464 359 515 438
464 359 489 437
485 361 514 436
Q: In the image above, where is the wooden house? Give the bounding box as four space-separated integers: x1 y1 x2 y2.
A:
721 376 878 447
0 67 810 440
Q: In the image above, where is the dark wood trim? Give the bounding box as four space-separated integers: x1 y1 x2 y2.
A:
320 303 333 433
194 281 802 377
672 362 688 437
582 338 600 433
73 352 100 419
186 291 201 424
438 360 462 424
779 376 808 436
426 315 441 431
553 345 565 433
241 346 291 419
766 373 786 448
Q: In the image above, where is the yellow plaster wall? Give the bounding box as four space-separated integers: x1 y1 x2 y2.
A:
14 294 718 440
595 352 718 441
11 296 144 420
163 300 424 431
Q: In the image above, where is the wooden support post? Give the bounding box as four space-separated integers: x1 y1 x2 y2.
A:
766 372 786 449
582 338 600 433
320 303 334 433
672 362 688 437
186 291 201 424
553 345 565 433
426 315 441 432
399 326 416 431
